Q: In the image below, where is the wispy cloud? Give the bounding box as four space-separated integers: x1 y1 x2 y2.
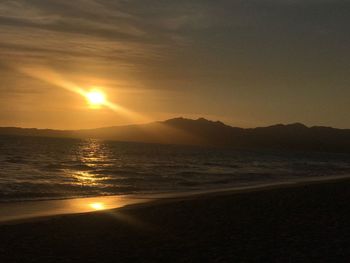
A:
1 0 349 128
0 0 171 68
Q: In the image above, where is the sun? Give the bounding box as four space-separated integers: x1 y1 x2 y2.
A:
86 90 106 107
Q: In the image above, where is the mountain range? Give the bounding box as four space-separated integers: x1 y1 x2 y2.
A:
1 117 350 153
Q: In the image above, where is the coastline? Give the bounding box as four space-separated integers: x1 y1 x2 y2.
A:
1 174 350 225
2 176 350 261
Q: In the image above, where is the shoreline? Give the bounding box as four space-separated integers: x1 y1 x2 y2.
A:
2 174 350 225
2 174 350 261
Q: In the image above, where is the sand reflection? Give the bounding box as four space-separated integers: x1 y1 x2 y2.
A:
0 195 151 223
89 202 105 210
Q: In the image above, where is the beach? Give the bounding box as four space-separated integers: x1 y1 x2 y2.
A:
1 178 350 262
1 0 350 262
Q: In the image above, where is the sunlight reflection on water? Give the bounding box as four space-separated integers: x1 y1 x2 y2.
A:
72 139 113 187
1 136 350 202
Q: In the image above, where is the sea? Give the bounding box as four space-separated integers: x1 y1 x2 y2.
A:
1 135 350 202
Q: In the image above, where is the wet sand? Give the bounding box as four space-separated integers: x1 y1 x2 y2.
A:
1 178 350 262
0 195 153 223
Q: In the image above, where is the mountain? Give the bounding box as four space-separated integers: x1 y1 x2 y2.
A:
1 117 350 153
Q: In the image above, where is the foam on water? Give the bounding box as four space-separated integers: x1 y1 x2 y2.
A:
0 136 350 202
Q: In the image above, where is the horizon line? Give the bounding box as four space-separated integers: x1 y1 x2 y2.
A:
0 117 348 131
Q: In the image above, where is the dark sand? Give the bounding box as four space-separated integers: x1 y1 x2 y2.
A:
1 179 350 262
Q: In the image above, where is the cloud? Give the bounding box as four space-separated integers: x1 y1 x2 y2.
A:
1 0 350 91
1 0 349 68
0 1 213 91
0 0 349 128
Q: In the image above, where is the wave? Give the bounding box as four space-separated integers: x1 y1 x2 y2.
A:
1 136 350 202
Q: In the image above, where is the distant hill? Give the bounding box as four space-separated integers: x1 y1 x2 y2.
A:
1 117 350 153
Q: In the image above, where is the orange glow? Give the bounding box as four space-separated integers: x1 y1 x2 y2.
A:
17 66 151 122
89 202 105 210
86 89 106 108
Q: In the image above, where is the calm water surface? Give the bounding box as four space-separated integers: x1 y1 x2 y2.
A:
1 136 350 202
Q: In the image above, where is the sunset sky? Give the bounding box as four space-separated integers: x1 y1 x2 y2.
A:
0 0 349 129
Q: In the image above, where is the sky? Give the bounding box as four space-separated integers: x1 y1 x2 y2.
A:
0 0 349 129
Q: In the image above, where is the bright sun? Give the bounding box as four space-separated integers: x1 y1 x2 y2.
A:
86 90 106 107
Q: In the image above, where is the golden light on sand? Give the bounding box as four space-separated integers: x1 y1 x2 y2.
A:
89 202 105 210
86 90 106 107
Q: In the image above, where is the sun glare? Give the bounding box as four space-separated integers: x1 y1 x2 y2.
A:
89 202 105 210
18 66 151 122
86 90 106 107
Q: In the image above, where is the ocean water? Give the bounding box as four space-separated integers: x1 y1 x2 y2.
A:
0 135 350 202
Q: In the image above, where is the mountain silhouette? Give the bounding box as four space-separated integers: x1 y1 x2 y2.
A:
1 117 350 153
